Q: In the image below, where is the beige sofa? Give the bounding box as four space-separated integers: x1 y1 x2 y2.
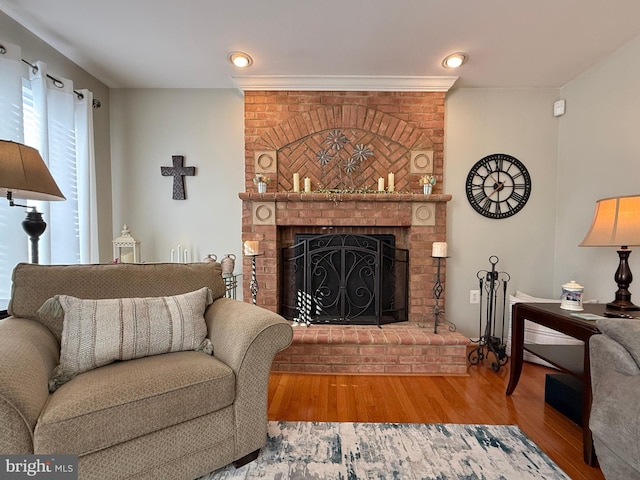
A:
0 262 293 479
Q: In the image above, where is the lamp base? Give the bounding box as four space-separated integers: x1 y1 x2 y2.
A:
606 300 640 312
22 208 47 264
606 248 640 312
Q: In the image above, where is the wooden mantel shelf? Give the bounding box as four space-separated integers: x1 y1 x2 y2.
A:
239 192 453 203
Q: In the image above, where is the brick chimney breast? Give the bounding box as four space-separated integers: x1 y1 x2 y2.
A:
241 91 450 323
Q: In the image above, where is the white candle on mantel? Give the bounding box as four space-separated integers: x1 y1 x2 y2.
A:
177 245 182 263
304 177 311 193
244 240 259 256
184 249 190 263
377 177 385 191
388 172 395 192
170 249 175 263
293 173 300 193
432 242 448 258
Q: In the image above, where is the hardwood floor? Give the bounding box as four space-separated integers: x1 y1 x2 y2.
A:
268 360 605 480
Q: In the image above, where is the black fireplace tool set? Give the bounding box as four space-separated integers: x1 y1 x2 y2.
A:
468 255 510 372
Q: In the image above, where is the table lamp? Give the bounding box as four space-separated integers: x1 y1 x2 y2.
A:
0 140 66 264
580 194 640 312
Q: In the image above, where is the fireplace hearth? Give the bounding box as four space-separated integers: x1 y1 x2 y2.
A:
281 234 408 326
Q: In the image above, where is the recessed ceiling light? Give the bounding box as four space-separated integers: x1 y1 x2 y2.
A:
229 51 254 68
442 52 468 69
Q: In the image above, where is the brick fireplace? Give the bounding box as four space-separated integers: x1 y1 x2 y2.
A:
240 90 453 326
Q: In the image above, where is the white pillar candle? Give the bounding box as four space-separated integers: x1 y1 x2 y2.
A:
170 249 175 263
388 172 395 192
184 249 189 263
377 177 385 191
293 173 300 193
244 240 259 256
177 245 182 263
304 177 311 193
432 242 448 258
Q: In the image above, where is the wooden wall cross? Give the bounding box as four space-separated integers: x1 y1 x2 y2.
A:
161 155 196 200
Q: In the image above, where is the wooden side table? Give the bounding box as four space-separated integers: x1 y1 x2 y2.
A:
506 302 602 466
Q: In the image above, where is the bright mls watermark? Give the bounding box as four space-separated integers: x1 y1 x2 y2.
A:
1 455 77 479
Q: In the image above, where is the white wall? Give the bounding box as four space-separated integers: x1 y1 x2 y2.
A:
554 35 640 303
444 88 560 337
110 89 245 272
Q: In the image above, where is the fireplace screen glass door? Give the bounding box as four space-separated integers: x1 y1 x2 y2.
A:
280 234 408 326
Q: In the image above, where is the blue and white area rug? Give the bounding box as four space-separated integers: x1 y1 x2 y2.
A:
204 421 570 480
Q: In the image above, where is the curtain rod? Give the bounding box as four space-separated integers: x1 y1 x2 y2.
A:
0 43 101 109
20 59 101 109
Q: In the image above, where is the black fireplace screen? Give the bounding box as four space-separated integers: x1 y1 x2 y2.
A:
280 234 409 326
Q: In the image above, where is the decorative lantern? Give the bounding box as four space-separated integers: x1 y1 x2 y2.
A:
112 224 140 263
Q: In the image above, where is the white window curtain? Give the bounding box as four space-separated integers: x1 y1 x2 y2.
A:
0 40 98 303
0 41 27 303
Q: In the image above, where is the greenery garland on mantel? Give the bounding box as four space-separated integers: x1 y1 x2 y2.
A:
313 188 392 195
308 188 397 202
239 190 452 204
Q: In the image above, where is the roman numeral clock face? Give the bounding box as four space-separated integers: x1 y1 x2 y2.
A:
465 154 532 219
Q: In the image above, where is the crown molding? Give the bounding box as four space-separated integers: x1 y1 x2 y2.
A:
232 75 458 92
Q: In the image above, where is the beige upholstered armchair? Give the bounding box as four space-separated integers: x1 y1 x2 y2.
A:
0 262 293 480
589 317 640 480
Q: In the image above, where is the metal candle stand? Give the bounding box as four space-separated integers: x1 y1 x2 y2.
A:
432 256 444 333
246 253 263 305
421 253 456 333
467 255 510 372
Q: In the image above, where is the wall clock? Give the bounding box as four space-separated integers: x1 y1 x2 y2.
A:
465 153 532 219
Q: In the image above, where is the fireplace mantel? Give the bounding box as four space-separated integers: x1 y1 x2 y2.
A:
240 192 452 229
239 192 452 203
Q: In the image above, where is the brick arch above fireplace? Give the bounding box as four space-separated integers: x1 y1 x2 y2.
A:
256 104 432 151
254 105 439 193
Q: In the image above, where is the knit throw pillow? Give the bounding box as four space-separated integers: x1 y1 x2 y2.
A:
42 287 214 391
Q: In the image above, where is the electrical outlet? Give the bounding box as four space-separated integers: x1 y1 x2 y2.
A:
470 290 480 304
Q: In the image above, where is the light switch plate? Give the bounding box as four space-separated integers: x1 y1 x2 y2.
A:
553 99 566 117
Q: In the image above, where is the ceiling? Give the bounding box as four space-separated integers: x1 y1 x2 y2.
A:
2 0 640 90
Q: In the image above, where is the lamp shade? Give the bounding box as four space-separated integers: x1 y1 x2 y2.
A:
0 140 65 201
580 195 640 247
